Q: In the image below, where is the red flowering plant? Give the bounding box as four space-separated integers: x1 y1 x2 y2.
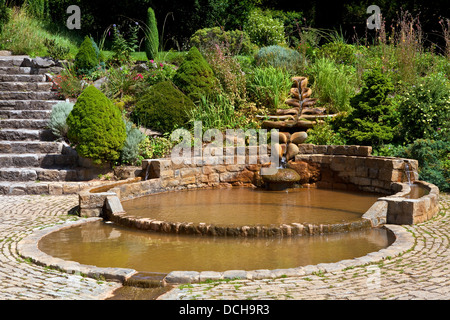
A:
52 64 86 99
146 60 177 86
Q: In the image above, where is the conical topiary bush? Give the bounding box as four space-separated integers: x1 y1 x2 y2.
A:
172 46 217 102
67 85 126 164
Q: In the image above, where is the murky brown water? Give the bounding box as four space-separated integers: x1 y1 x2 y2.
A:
121 187 382 226
406 184 429 199
39 221 394 273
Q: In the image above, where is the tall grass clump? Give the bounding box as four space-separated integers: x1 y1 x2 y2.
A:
0 6 78 57
307 57 357 113
247 66 292 113
188 94 241 132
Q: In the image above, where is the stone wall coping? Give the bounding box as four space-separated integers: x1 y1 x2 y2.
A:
16 218 138 283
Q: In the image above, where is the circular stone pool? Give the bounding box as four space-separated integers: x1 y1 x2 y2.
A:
38 220 394 273
120 187 382 226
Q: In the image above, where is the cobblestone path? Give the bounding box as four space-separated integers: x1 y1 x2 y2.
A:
0 193 449 300
0 195 120 300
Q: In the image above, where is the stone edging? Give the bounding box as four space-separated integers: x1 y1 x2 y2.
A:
16 218 137 283
16 217 414 286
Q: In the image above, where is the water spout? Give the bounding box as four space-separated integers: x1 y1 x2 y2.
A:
404 160 417 185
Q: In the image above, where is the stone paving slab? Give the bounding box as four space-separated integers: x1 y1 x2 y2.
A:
0 193 449 300
0 195 121 300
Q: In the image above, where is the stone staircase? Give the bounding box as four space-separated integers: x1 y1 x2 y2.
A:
0 55 105 195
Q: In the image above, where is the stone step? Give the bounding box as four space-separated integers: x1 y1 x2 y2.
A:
0 119 48 129
0 66 33 75
0 153 78 168
0 82 53 91
0 57 28 67
0 129 55 141
0 100 61 110
0 141 63 154
0 167 83 182
0 91 60 100
0 74 46 82
0 109 51 120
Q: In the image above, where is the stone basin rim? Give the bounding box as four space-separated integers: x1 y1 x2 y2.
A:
16 215 414 287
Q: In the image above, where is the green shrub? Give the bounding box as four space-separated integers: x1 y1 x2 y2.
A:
334 69 398 147
305 117 346 145
307 57 357 113
120 120 146 165
139 135 174 159
172 46 217 102
44 38 70 60
255 45 303 73
74 36 99 76
203 44 247 107
395 139 450 192
316 42 356 65
0 0 11 36
145 7 159 61
244 9 286 47
131 81 195 133
397 72 450 143
67 86 126 164
269 10 303 47
48 101 74 139
247 66 292 113
188 94 248 132
189 27 256 56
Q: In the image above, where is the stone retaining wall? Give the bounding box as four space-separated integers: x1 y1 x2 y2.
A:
78 145 439 228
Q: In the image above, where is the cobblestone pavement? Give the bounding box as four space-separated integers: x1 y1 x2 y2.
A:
0 195 120 300
160 193 450 300
0 193 449 300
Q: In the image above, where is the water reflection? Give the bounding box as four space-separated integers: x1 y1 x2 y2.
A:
39 221 393 273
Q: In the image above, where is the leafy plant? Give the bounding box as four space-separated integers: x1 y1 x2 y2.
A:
52 63 86 99
131 81 195 133
111 22 139 65
188 94 244 132
48 101 74 140
139 135 174 160
395 139 450 192
172 46 218 102
305 117 346 145
203 44 247 107
74 36 100 76
307 57 357 113
67 86 126 164
247 66 291 113
244 8 286 47
333 69 398 147
255 45 303 74
120 119 146 165
0 0 10 36
44 38 70 60
397 72 450 143
189 26 256 56
316 42 356 65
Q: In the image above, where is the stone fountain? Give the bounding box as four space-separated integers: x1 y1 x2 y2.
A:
260 76 332 131
261 131 311 190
